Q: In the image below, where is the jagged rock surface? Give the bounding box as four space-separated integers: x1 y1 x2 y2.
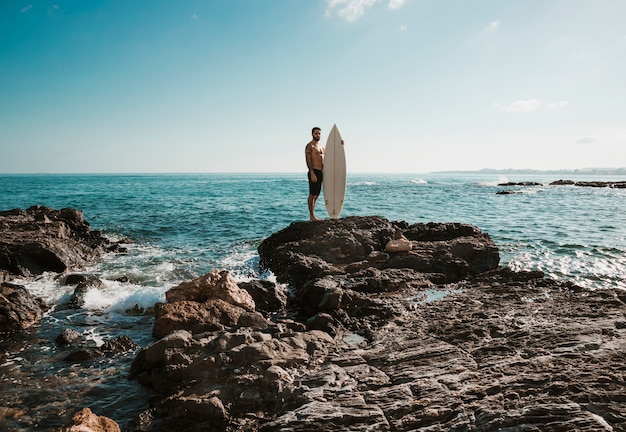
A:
129 216 626 431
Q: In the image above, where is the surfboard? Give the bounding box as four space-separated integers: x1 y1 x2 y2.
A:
323 124 346 219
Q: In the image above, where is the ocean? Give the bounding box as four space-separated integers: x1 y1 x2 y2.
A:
1 172 625 430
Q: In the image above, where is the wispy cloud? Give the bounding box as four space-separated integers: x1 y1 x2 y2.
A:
325 0 377 22
496 99 569 113
574 131 626 148
20 4 33 13
467 19 502 46
487 20 501 32
503 99 543 113
388 0 406 10
325 0 407 22
548 101 569 109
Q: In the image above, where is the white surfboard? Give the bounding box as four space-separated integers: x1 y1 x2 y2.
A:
323 124 346 219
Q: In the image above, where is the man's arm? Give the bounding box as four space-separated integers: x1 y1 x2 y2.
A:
305 143 318 183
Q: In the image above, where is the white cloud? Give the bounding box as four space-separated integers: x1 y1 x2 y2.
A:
496 99 569 113
548 101 569 109
468 19 502 45
325 0 377 22
502 99 543 113
324 0 407 22
574 131 626 147
488 20 501 32
574 136 598 146
20 4 33 13
399 24 408 31
388 0 406 10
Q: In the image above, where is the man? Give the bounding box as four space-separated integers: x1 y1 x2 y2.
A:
305 127 324 220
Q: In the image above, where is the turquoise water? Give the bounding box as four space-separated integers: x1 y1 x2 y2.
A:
0 172 625 429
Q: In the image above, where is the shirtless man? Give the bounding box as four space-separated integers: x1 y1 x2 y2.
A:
305 127 324 220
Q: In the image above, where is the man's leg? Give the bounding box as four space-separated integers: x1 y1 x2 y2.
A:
308 194 319 221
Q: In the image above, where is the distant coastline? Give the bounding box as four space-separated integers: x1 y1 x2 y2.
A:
433 167 626 176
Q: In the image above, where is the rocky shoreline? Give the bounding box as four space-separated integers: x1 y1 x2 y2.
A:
499 180 626 188
2 209 626 431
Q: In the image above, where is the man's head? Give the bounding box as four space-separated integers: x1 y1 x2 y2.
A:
312 127 321 142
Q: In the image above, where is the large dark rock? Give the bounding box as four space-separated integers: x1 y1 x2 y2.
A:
0 206 117 280
0 206 122 331
129 217 626 431
258 216 500 289
0 282 48 331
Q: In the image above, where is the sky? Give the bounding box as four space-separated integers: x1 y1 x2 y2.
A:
1 0 625 174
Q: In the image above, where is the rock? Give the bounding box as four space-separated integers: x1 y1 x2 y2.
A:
259 217 499 288
238 279 287 313
550 179 575 185
129 216 626 431
0 206 117 279
101 335 139 355
549 179 626 189
64 348 104 362
0 282 48 331
69 275 105 309
153 269 267 338
385 237 412 252
56 328 83 345
497 181 543 186
53 407 120 432
165 269 255 312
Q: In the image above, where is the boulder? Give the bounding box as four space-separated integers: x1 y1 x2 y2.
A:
0 206 117 279
53 407 120 432
0 282 48 332
165 269 255 312
258 217 499 288
238 279 287 313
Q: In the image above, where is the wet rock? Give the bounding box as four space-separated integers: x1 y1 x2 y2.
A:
497 181 543 186
69 275 104 309
0 206 116 279
64 348 104 362
0 282 48 332
0 207 122 330
550 179 575 185
56 328 83 345
101 335 140 355
52 407 120 432
550 179 626 188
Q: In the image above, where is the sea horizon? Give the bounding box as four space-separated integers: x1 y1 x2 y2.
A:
2 167 626 176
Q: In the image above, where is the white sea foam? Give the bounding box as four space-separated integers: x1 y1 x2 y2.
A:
81 280 167 312
409 178 427 184
349 181 377 186
14 272 70 304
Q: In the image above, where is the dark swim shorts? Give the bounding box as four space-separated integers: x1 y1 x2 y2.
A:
308 169 323 196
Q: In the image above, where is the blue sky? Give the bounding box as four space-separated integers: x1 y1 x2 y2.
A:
1 0 625 173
